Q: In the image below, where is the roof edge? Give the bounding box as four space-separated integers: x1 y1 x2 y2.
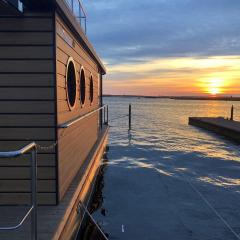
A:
55 0 106 75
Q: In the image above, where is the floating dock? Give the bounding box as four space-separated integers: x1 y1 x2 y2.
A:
189 117 240 143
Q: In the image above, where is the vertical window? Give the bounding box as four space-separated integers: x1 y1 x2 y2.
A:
89 75 94 104
66 58 77 110
80 68 86 105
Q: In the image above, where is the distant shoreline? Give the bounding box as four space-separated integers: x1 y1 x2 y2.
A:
103 95 240 101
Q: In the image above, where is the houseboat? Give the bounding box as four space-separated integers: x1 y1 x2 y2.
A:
0 0 109 239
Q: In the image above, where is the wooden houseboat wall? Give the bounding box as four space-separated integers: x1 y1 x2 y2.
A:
56 13 102 201
0 0 106 206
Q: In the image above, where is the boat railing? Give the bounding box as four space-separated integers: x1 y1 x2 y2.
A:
64 0 87 34
59 105 108 129
0 142 37 240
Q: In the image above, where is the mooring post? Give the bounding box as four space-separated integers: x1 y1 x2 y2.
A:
230 105 234 121
106 105 109 125
129 104 131 130
103 106 106 124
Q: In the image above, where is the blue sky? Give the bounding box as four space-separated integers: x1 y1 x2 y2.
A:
84 0 240 96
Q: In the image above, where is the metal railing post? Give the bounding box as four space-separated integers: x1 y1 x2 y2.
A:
0 143 38 238
31 147 37 240
79 1 81 25
84 17 87 34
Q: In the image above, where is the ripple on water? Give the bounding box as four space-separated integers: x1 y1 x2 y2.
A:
91 98 240 240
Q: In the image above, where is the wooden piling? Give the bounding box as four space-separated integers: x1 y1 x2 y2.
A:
129 104 131 130
230 105 234 121
106 105 109 125
103 106 106 124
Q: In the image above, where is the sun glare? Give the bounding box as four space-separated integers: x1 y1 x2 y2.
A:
207 78 225 95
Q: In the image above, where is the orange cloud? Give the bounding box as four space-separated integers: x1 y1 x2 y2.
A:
104 56 240 96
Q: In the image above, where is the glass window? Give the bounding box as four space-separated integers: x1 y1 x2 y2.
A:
66 59 77 109
80 68 86 105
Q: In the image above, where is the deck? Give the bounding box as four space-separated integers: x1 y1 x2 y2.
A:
189 117 240 143
0 126 109 240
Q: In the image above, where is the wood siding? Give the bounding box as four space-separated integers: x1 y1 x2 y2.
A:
0 13 57 205
56 14 101 200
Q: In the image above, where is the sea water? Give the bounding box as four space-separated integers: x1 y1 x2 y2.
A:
92 97 240 240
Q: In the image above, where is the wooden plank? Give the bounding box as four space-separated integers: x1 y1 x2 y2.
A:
0 154 56 166
0 32 53 45
189 117 240 143
0 46 53 59
0 193 56 205
56 48 95 78
57 60 67 76
0 127 55 140
57 79 99 105
23 11 53 18
0 18 53 31
0 87 54 100
57 101 99 125
0 60 53 72
0 167 55 179
57 87 68 101
0 74 54 87
0 101 55 113
56 18 98 71
58 116 98 198
56 35 97 74
57 74 66 88
0 180 56 192
59 127 97 165
0 114 55 127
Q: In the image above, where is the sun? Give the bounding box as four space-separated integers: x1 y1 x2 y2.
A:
209 87 220 95
207 78 225 95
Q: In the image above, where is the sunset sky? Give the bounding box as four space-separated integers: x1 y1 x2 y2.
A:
84 0 240 96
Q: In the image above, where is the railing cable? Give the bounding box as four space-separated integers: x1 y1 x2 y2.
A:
78 201 109 240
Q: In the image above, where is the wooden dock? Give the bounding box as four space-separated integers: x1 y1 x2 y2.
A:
189 117 240 143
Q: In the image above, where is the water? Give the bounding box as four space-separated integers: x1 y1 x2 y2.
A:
93 97 240 240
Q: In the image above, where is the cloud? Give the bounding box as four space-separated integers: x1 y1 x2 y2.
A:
82 0 240 96
85 0 240 65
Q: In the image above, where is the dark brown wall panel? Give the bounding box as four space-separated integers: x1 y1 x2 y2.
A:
0 13 57 205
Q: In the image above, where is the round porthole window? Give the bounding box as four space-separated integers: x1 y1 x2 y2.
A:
89 75 94 104
80 68 86 105
66 58 77 110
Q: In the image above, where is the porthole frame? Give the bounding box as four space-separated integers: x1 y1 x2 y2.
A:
65 57 77 111
79 66 86 107
89 74 94 105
